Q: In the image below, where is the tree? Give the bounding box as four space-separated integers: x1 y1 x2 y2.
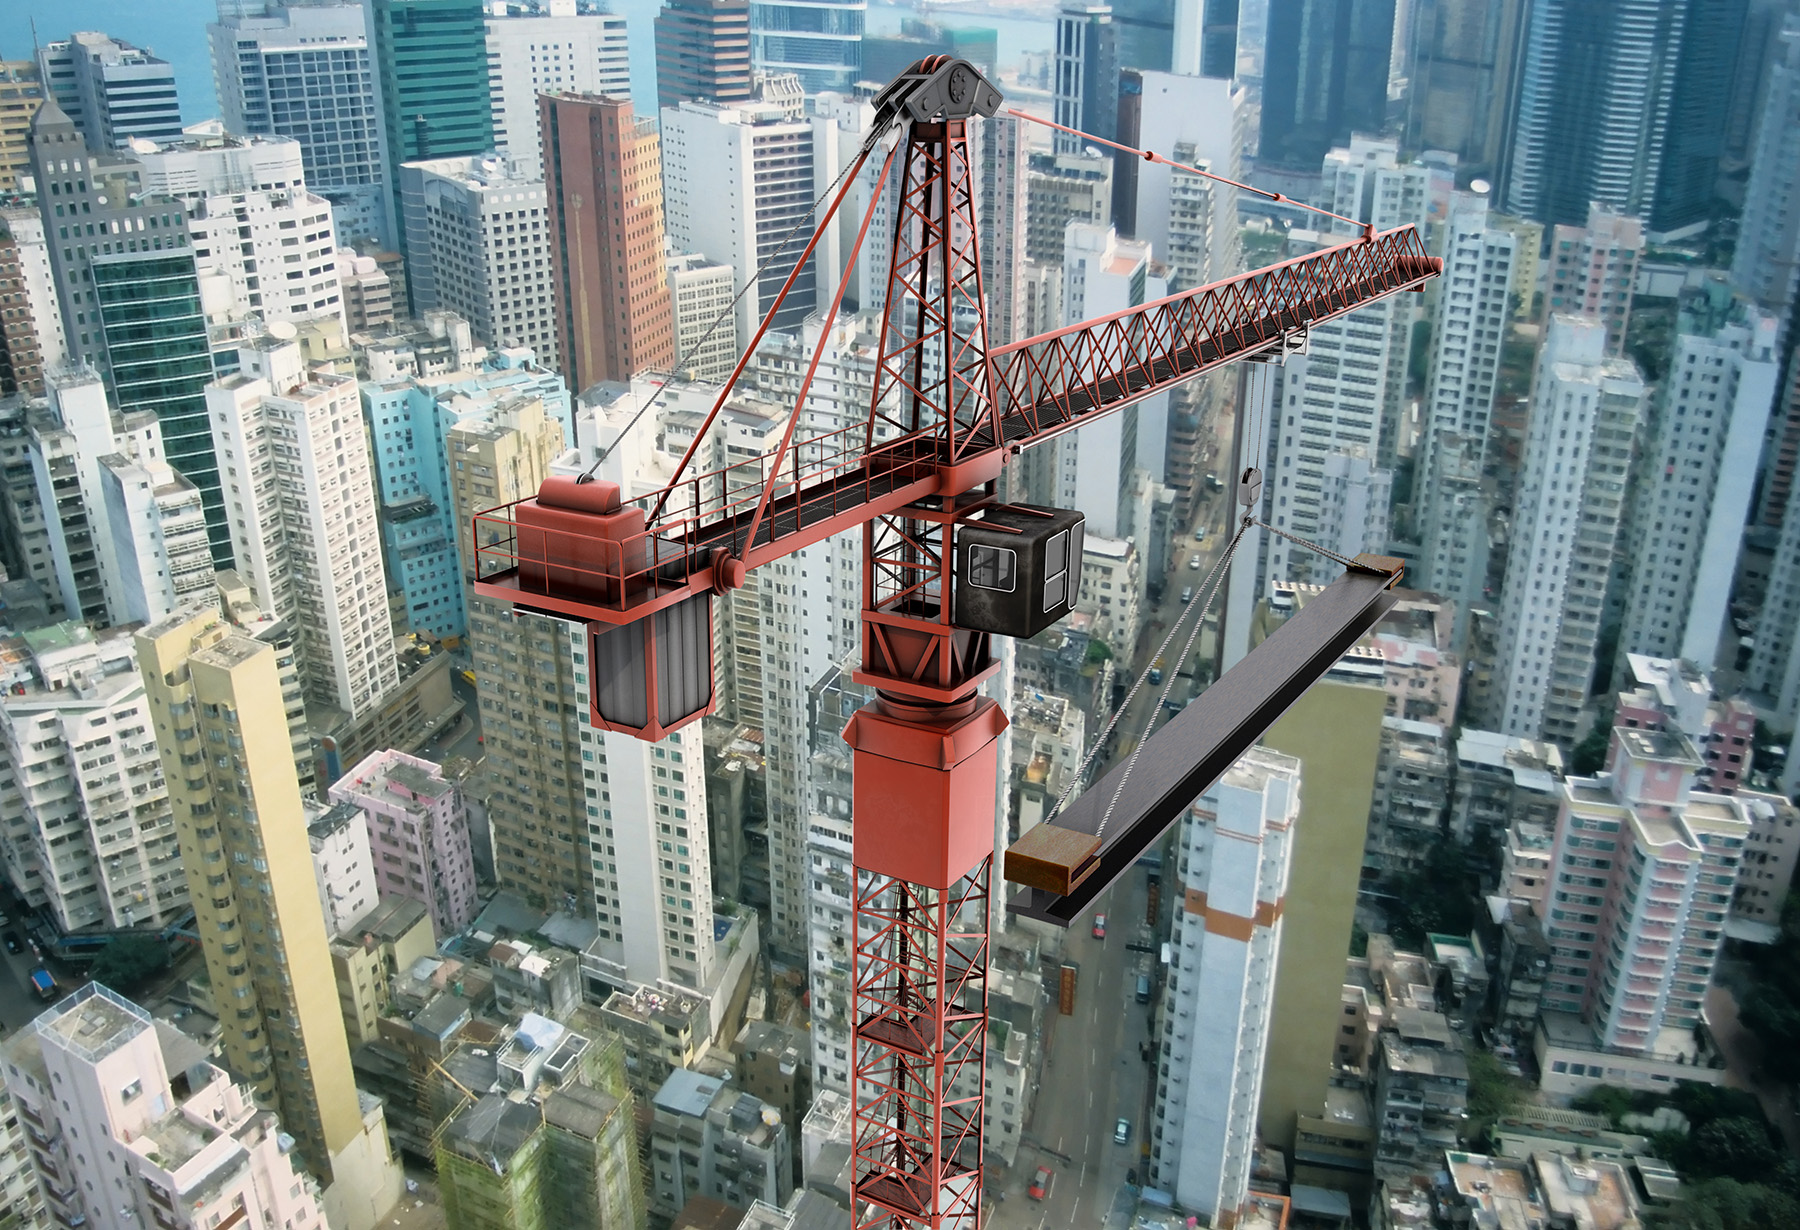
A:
1646 1179 1800 1230
87 936 170 994
1379 838 1476 949
1464 1050 1526 1132
1571 701 1615 775
1680 1117 1782 1184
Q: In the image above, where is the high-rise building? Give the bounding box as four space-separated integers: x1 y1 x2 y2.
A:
750 0 863 93
1400 0 1526 178
1617 284 1777 669
1497 0 1684 229
0 62 44 193
131 127 347 334
1414 192 1516 636
0 205 66 371
1651 0 1750 240
328 749 480 936
662 84 840 352
0 621 185 933
26 102 226 562
1054 4 1120 153
0 224 45 397
1493 316 1646 746
398 155 560 369
1148 748 1298 1221
206 335 398 721
1543 204 1643 354
667 253 738 382
1259 0 1396 170
542 93 675 393
36 33 182 151
656 0 753 111
136 604 403 1227
208 0 388 246
977 113 1029 348
365 0 496 274
1540 727 1749 1053
307 797 379 937
99 411 216 625
1135 72 1245 288
486 0 631 172
1172 0 1239 76
1024 149 1114 265
1732 14 1800 325
3 983 332 1230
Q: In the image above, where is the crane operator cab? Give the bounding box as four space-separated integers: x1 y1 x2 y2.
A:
951 503 1086 640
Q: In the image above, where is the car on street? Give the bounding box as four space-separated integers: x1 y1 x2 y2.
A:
1188 554 1201 570
1193 526 1207 542
1115 1118 1131 1144
1180 586 1194 604
1 932 19 955
1029 1167 1053 1200
1091 914 1106 939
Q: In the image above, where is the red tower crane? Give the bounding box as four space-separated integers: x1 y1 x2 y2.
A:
471 57 1440 1230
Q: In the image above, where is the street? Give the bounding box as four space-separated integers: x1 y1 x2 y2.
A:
991 869 1154 1230
0 904 67 1036
419 663 482 766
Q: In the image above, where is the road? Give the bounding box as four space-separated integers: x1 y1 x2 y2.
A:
992 869 1155 1229
419 661 483 767
0 903 69 1036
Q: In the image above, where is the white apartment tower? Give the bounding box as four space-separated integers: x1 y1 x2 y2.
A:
1544 204 1644 355
660 86 841 353
1541 728 1749 1052
208 0 388 245
0 622 185 932
397 156 559 370
100 412 215 626
1149 748 1298 1220
668 253 739 384
130 128 346 332
207 335 397 720
485 0 630 172
1135 72 1246 288
1493 316 1646 745
3 984 329 1230
1618 288 1778 668
0 205 67 368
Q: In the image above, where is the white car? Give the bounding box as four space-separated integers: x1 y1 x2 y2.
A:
1187 554 1202 571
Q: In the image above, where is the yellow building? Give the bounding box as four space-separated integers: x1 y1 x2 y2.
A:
0 64 43 194
137 604 402 1230
331 895 437 1049
1257 673 1386 1155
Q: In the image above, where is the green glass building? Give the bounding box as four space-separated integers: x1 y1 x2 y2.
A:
367 0 495 278
91 255 228 563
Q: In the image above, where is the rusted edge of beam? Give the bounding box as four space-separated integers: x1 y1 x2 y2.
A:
1004 555 1403 926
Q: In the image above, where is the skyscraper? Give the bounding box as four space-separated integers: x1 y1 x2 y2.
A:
750 0 863 93
1054 4 1120 153
656 0 754 111
1497 0 1684 229
36 33 182 150
0 61 44 193
1259 0 1396 170
364 0 495 278
542 93 676 393
0 224 44 397
1732 14 1800 323
26 103 226 562
397 156 559 368
1401 0 1526 178
1651 0 1749 239
1543 204 1644 355
1540 727 1749 1054
208 0 388 246
206 336 398 721
137 604 403 1228
661 84 840 351
1149 749 1298 1221
1617 285 1777 669
485 0 631 173
1171 0 1240 77
1492 316 1646 745
977 113 1028 348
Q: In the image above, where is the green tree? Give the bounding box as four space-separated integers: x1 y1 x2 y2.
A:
1571 702 1615 775
1680 1117 1782 1184
1379 838 1475 949
1646 1179 1800 1230
1464 1050 1526 1133
88 936 170 995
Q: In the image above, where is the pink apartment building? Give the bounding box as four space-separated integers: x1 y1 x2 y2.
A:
1541 727 1749 1054
329 750 479 935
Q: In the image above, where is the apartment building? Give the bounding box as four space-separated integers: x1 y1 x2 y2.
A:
484 0 630 171
1543 205 1643 354
329 749 479 936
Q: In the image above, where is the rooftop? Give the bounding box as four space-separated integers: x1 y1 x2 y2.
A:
655 1066 726 1119
39 982 149 1063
